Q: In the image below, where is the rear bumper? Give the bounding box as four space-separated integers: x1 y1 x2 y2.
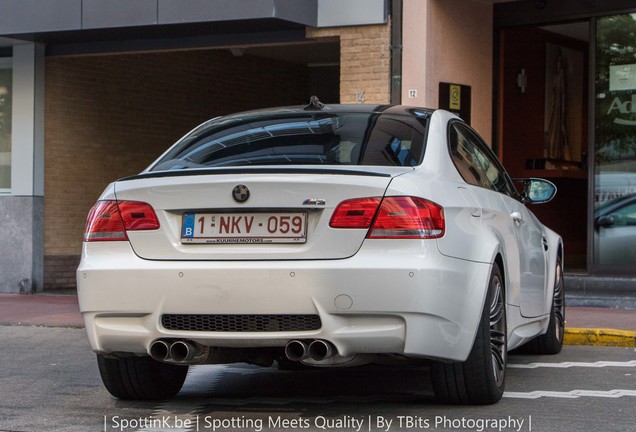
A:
77 241 491 362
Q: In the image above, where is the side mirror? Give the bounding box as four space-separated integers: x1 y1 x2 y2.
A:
521 178 557 204
595 214 621 228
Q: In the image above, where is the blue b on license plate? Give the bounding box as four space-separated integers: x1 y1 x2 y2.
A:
181 212 307 244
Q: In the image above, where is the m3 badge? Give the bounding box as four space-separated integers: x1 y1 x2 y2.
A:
303 198 326 206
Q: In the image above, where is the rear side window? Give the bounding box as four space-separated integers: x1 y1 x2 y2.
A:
151 112 428 171
449 122 517 198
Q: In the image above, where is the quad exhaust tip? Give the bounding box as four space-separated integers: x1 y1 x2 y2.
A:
285 339 336 362
151 338 338 364
149 339 204 364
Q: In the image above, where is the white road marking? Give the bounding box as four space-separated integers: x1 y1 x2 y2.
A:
509 360 636 369
503 389 636 399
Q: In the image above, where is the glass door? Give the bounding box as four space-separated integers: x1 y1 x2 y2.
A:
594 13 636 268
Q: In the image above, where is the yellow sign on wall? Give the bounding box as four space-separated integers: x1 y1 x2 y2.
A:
439 82 471 124
449 84 461 110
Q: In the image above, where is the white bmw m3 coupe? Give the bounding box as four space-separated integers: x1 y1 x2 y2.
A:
78 101 564 404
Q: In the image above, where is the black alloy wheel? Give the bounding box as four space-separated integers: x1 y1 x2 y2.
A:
522 255 565 355
431 263 507 404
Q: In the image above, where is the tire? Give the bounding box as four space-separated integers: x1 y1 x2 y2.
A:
96 354 189 400
522 255 565 355
431 264 507 405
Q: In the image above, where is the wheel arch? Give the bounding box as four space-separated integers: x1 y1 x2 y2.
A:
488 246 513 306
494 253 506 295
465 250 506 357
544 230 564 313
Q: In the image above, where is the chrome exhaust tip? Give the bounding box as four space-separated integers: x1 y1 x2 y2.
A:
284 340 309 362
149 340 171 362
170 340 198 363
308 340 336 361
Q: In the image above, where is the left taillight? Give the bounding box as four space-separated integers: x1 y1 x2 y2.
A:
84 200 160 242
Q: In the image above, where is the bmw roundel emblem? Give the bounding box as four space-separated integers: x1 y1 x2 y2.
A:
232 185 250 203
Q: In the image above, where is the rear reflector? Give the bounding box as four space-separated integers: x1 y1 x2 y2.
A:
84 200 159 242
330 196 444 239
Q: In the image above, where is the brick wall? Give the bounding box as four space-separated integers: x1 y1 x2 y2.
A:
44 49 309 289
44 255 80 290
43 24 392 290
307 23 391 104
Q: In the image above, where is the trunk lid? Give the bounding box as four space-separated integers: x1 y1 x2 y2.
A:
114 167 409 260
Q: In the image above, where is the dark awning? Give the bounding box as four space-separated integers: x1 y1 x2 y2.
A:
0 0 318 55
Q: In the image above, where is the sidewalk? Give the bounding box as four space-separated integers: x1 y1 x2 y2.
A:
0 293 83 328
0 293 634 347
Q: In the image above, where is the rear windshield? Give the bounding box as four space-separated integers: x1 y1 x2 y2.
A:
150 112 428 171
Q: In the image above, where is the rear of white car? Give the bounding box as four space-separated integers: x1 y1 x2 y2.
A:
78 104 562 404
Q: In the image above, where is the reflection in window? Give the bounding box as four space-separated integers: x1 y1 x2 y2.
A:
594 13 636 266
449 123 515 197
152 112 428 171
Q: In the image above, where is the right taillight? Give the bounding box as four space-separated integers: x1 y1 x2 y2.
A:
84 200 159 242
330 196 445 239
368 196 445 239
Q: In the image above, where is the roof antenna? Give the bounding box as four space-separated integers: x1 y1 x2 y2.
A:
304 95 325 111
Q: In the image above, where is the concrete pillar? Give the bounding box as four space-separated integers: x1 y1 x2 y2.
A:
0 43 44 293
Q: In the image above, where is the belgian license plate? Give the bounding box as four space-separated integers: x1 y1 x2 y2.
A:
181 212 307 244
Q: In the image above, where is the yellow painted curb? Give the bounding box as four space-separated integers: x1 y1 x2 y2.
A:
564 328 636 348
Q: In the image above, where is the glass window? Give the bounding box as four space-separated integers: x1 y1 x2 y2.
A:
593 13 636 267
0 59 11 191
449 122 517 197
594 195 636 266
150 112 428 171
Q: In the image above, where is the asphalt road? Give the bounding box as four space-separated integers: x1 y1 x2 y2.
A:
0 326 634 432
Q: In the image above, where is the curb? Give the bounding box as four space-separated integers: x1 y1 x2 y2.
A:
564 328 636 348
